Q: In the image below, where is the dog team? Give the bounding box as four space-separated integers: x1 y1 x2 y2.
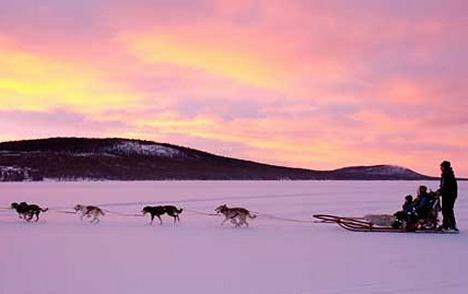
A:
9 202 256 227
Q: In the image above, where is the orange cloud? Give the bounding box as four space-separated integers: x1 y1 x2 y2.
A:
119 28 286 90
0 40 138 113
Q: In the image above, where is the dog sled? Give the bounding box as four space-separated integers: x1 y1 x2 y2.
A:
314 191 460 234
313 214 459 234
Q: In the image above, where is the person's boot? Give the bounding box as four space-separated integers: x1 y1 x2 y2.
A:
437 225 452 232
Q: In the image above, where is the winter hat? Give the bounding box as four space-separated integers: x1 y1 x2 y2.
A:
440 161 451 169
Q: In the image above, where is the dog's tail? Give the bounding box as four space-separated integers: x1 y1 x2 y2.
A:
177 208 183 214
248 212 257 219
41 207 49 212
99 209 106 216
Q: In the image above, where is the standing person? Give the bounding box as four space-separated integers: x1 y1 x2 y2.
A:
438 161 458 232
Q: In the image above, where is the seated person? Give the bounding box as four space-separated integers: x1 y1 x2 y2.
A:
393 195 417 230
413 185 431 219
402 194 415 215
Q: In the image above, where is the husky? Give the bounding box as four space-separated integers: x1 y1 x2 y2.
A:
215 204 256 227
11 202 48 222
141 205 183 225
74 204 105 224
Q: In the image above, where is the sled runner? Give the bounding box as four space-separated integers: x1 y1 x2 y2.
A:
313 214 459 234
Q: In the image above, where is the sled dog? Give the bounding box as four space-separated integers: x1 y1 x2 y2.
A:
74 204 105 224
11 202 48 222
215 204 256 227
141 205 183 225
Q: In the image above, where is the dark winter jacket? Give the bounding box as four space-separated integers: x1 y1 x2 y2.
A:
439 168 458 199
414 193 431 211
402 200 415 215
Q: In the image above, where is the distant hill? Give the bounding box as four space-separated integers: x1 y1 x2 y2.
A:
0 137 435 181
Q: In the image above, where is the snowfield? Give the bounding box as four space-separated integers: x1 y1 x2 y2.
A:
0 181 466 294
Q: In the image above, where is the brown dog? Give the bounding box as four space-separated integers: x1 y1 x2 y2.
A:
215 204 256 227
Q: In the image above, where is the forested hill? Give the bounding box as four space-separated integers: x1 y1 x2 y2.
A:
0 138 435 181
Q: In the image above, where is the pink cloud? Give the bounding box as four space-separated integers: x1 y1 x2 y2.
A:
0 1 467 176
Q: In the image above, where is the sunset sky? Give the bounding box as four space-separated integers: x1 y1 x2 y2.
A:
0 0 467 176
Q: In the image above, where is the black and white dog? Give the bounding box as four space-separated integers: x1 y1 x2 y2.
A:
11 202 48 222
141 205 183 225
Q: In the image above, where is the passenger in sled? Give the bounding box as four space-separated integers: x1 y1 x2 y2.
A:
413 185 431 217
392 186 441 231
414 185 441 229
392 195 418 231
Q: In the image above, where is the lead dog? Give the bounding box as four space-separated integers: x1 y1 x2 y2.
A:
11 202 48 222
141 205 183 225
215 204 256 227
74 204 105 224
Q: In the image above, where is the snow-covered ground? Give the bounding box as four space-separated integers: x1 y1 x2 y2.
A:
0 181 466 294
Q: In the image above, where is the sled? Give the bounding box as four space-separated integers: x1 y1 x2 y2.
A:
313 214 459 234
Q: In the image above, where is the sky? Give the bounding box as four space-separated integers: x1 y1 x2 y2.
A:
0 0 467 177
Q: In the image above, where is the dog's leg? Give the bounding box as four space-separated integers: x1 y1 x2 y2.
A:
149 215 154 225
239 217 248 227
236 216 247 227
231 218 240 227
157 215 163 225
80 213 85 221
242 215 249 227
35 212 39 222
235 216 242 227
